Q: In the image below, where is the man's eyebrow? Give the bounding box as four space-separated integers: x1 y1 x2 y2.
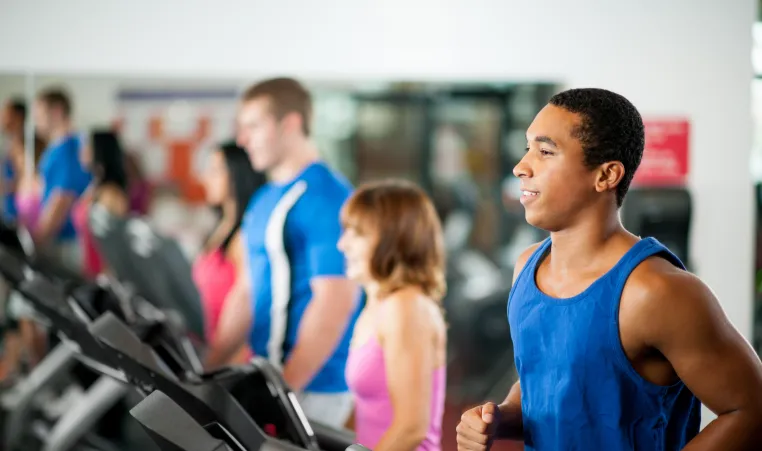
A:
533 135 558 147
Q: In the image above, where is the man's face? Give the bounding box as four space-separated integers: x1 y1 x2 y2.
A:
236 97 283 172
513 104 599 231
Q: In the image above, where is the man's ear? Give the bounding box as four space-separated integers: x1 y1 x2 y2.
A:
281 111 304 135
594 161 625 193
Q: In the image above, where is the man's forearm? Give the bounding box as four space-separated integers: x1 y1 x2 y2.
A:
35 194 74 245
282 306 349 392
682 410 762 451
495 401 523 440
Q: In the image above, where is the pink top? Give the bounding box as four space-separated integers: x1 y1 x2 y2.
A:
15 191 41 231
345 333 446 450
71 199 104 280
192 248 237 343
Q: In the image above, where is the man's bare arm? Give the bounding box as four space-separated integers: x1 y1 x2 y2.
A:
494 241 543 441
34 191 75 246
281 277 359 392
494 381 523 440
645 269 762 450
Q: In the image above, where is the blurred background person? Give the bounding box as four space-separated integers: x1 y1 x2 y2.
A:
0 98 26 224
32 86 91 270
340 179 448 451
124 149 151 216
206 77 361 428
0 98 27 382
194 140 265 362
73 129 130 279
0 97 47 378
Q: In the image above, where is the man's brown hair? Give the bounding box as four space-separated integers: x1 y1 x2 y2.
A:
242 77 312 136
341 179 447 302
38 86 72 118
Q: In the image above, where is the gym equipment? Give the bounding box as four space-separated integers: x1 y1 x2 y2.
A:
129 391 369 451
88 207 205 343
0 245 128 451
89 311 352 450
622 187 692 270
129 390 239 451
0 222 200 451
88 311 358 450
0 221 360 451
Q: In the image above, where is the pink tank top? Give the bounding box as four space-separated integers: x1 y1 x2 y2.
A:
15 191 41 231
345 334 446 450
71 199 105 279
192 248 237 343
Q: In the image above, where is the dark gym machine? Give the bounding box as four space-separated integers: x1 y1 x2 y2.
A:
0 221 370 451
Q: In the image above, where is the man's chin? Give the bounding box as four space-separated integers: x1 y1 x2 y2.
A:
524 210 550 231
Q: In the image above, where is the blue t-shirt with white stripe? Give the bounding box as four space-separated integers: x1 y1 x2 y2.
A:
242 161 360 393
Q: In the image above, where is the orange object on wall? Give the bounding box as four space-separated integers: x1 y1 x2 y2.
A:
146 115 210 203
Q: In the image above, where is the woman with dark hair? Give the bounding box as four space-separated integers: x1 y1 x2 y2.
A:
73 129 130 279
193 140 265 360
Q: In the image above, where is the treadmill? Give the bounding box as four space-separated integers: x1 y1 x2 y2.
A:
88 208 205 344
0 233 201 451
89 310 360 451
0 245 129 451
90 311 323 450
129 391 371 451
4 255 357 451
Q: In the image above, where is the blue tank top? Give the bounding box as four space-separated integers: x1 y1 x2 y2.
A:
508 237 701 451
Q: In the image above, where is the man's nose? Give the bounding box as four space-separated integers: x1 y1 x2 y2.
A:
513 154 533 178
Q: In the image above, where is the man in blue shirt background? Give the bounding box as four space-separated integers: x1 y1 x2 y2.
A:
33 87 91 270
205 78 361 427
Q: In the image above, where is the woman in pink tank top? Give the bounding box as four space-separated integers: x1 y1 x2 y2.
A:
339 180 448 451
194 141 265 361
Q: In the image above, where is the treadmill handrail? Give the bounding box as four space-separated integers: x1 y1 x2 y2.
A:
89 312 268 450
130 390 236 451
17 276 121 370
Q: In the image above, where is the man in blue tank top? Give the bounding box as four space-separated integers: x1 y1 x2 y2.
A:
203 78 361 428
457 88 762 450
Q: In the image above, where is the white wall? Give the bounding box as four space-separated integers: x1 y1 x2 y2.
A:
0 0 757 428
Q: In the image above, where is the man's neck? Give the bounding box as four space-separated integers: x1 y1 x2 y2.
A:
268 141 320 184
547 208 630 274
49 124 72 143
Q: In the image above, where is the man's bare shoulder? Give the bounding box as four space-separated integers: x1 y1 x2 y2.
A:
512 241 546 282
622 255 724 340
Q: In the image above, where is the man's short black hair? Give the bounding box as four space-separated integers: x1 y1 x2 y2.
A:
549 88 645 207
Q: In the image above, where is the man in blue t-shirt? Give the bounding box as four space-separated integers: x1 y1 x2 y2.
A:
204 78 361 427
32 88 91 270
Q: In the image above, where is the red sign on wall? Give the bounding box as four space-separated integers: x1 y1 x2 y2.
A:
631 119 690 187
